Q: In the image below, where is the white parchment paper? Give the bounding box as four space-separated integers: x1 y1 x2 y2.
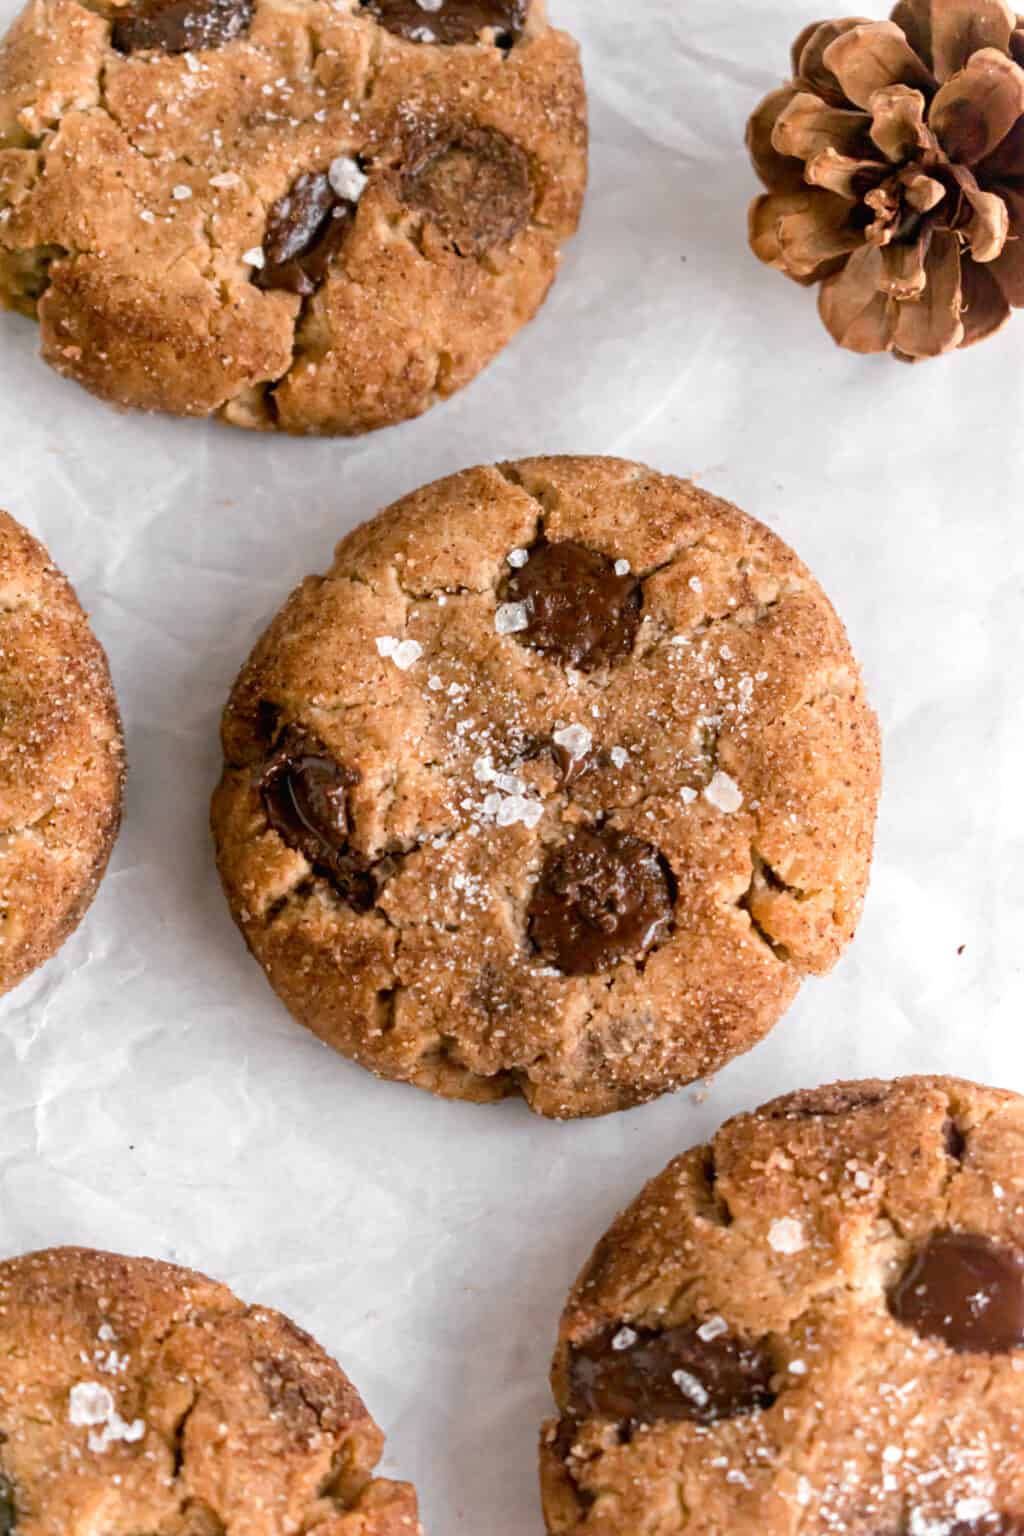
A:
1 2 1022 1530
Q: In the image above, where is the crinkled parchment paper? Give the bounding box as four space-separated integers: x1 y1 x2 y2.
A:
1 2 1022 1530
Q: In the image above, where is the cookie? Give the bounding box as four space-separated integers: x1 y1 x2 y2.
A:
541 1075 1024 1536
0 510 123 996
0 0 586 434
212 456 880 1119
0 1246 423 1536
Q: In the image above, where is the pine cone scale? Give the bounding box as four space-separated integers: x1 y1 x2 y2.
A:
748 0 1024 359
930 0 1016 81
823 22 936 107
929 48 1024 163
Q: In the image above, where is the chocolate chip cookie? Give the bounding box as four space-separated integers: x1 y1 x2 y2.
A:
0 1246 423 1536
0 0 586 434
212 456 880 1119
542 1076 1024 1535
0 510 123 997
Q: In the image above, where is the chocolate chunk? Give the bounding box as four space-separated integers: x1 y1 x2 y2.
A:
567 1323 776 1427
528 826 674 975
111 0 252 54
402 129 532 256
256 174 353 297
260 727 373 908
362 0 526 47
502 542 642 672
0 1478 14 1536
889 1231 1024 1355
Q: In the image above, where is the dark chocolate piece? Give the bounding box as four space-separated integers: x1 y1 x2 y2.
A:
111 0 252 55
889 1231 1024 1355
528 826 673 975
502 541 641 672
568 1321 776 1426
363 0 526 47
402 129 532 255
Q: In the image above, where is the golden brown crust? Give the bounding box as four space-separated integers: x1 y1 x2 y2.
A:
542 1074 1024 1535
212 456 881 1119
0 0 587 434
0 509 124 995
0 1246 423 1536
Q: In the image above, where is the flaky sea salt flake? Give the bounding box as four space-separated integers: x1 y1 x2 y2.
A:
507 547 529 568
390 640 423 671
612 1327 638 1352
552 724 592 762
703 771 743 814
768 1217 806 1255
495 602 530 635
328 155 368 203
69 1382 114 1427
672 1369 709 1409
243 246 265 268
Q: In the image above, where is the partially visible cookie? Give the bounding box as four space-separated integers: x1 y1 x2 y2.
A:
212 456 880 1119
0 1246 423 1536
542 1076 1024 1535
0 0 586 434
0 511 123 996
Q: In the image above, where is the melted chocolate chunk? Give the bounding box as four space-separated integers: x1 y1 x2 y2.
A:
362 0 526 46
889 1231 1024 1355
402 129 532 256
0 1477 14 1536
568 1323 776 1427
528 826 674 976
260 728 373 907
256 174 354 296
111 0 252 53
503 542 642 672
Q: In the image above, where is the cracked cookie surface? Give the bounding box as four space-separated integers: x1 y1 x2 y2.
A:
0 509 123 996
0 1246 423 1536
0 0 586 434
212 456 880 1119
541 1075 1024 1535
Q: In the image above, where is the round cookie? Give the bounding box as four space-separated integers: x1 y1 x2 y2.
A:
212 456 880 1119
0 510 123 996
541 1075 1024 1535
0 1246 422 1536
0 0 586 434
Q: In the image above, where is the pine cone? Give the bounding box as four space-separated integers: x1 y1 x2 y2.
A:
747 0 1024 358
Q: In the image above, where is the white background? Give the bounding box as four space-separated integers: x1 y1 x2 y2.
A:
1 2 1022 1530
